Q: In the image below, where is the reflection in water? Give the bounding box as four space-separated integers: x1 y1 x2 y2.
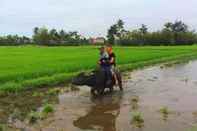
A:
73 92 123 131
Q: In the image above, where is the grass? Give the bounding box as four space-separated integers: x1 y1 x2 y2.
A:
1 45 197 93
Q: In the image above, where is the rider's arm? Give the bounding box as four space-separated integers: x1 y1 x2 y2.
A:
109 53 115 64
110 57 114 64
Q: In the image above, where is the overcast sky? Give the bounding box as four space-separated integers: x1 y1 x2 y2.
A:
0 0 197 37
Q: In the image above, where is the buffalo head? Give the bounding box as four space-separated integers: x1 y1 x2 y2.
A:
72 71 96 87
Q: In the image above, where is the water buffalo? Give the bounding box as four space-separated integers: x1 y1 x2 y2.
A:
72 69 123 95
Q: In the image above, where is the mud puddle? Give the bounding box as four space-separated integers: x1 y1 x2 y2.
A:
1 60 197 131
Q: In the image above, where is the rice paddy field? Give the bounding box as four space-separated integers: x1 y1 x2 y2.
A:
1 45 197 93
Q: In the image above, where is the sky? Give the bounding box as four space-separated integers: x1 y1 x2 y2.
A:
0 0 197 37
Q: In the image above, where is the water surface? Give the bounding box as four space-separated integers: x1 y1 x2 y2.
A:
2 60 197 131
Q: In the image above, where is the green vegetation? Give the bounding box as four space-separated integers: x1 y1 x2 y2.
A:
32 92 44 97
33 27 88 46
47 88 61 96
108 19 197 45
0 45 197 93
159 107 169 115
159 106 170 120
42 104 54 114
28 111 40 124
28 104 54 123
131 112 144 128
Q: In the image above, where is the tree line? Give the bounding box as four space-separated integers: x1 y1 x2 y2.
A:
0 35 32 46
33 27 88 46
107 20 197 46
0 20 197 46
0 27 88 46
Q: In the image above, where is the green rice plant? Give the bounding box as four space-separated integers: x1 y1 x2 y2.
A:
159 107 169 115
47 88 61 96
159 106 170 121
0 46 197 93
28 111 40 124
32 92 44 97
35 104 55 120
131 112 144 128
41 104 54 115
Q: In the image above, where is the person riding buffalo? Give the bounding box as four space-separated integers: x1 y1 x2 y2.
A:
98 46 112 85
72 46 123 94
106 44 118 85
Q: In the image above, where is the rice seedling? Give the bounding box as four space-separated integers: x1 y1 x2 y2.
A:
32 92 44 97
159 107 169 115
28 111 40 124
159 106 170 121
47 88 61 96
131 111 144 128
41 104 54 114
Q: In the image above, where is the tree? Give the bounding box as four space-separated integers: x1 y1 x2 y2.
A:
113 20 197 46
49 28 60 42
33 27 39 35
32 27 50 45
59 29 65 40
107 25 117 44
164 21 188 33
116 19 125 38
107 19 125 44
163 21 189 44
139 24 148 34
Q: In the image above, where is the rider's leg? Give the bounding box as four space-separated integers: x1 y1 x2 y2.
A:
105 66 112 85
111 66 118 85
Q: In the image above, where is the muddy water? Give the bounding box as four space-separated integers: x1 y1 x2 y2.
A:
2 60 197 131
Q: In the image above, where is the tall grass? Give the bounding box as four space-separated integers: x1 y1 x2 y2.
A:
1 45 197 92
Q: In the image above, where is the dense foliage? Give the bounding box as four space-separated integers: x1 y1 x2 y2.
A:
0 35 32 46
107 20 197 46
33 27 88 46
0 27 88 46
